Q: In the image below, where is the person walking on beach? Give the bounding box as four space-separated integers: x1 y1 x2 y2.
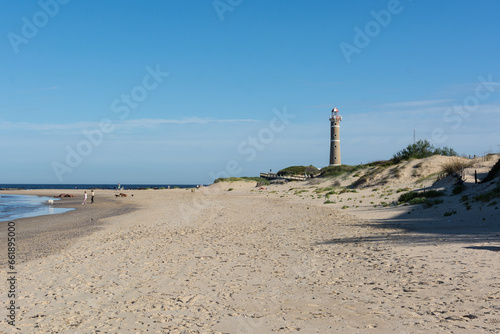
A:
83 191 87 205
91 189 95 204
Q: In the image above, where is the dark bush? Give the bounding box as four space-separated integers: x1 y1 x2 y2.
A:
398 191 420 203
452 184 466 195
398 190 444 203
278 165 318 177
393 140 457 163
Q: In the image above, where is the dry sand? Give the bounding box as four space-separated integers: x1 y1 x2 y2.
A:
0 156 499 333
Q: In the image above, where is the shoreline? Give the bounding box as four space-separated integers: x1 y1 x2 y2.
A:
0 189 138 265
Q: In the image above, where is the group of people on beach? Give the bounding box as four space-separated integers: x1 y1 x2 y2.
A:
82 190 95 205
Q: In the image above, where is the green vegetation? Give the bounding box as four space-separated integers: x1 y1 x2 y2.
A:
278 165 319 177
321 160 397 188
474 183 500 203
444 210 457 217
325 191 337 199
339 188 357 194
452 184 466 195
416 172 440 183
423 198 444 208
214 177 270 185
408 197 427 205
441 158 474 177
228 188 234 191
392 140 457 163
315 186 336 193
398 190 445 204
319 164 363 178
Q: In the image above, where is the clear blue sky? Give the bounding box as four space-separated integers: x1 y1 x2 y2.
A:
1 0 499 184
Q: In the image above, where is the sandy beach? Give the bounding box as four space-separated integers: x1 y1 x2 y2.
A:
0 160 499 333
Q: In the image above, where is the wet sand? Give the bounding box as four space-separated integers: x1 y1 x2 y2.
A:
0 189 136 264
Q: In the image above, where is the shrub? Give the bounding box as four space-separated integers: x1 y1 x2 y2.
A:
305 165 320 176
398 190 444 204
441 158 474 177
228 188 234 191
434 147 458 157
398 191 420 203
424 190 445 198
315 187 330 193
325 191 337 199
278 165 318 177
444 210 457 216
452 184 466 195
409 197 427 205
392 140 457 163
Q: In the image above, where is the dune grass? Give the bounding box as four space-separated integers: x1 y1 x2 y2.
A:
214 177 270 185
398 190 445 204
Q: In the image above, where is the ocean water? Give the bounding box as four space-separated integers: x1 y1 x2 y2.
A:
0 184 201 190
0 194 74 223
0 184 203 222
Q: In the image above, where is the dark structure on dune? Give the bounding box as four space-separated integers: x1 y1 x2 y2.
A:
329 107 342 166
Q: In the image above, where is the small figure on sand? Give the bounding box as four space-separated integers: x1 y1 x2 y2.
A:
91 189 95 204
83 191 87 205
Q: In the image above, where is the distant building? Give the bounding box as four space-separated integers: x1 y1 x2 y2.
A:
329 107 342 166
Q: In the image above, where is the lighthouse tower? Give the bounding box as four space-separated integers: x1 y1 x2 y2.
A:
329 107 342 166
